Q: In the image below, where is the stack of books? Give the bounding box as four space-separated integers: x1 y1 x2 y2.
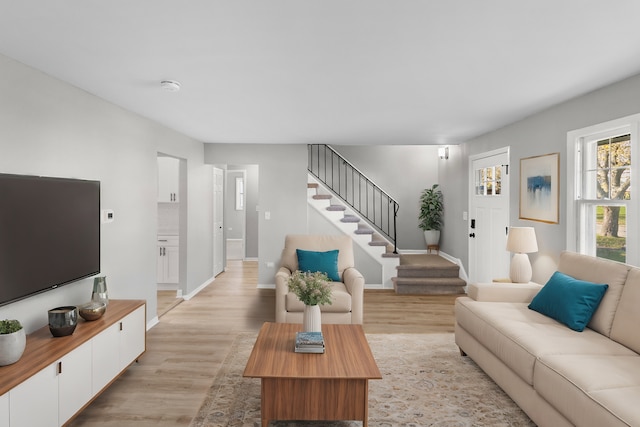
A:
294 331 325 353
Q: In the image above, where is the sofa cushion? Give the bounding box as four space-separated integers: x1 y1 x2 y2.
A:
296 249 340 281
534 354 640 427
285 281 352 313
610 267 640 353
557 251 630 336
528 271 608 332
455 297 634 386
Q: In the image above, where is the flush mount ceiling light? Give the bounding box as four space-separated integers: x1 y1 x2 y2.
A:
160 80 181 92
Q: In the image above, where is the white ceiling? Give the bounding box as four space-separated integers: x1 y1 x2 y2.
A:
2 1 640 145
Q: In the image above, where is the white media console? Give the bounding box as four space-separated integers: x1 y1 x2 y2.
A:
0 299 146 426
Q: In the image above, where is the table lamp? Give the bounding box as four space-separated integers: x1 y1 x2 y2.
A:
506 226 538 283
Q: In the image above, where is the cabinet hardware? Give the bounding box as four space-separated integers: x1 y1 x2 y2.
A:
57 361 62 375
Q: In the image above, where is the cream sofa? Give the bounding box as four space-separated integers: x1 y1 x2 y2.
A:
455 251 640 427
275 234 364 324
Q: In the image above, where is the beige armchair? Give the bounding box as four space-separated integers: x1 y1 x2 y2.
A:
275 234 364 324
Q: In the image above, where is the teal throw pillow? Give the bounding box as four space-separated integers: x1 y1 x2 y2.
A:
296 249 340 282
528 271 608 332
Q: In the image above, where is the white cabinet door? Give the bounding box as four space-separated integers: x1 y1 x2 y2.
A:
10 363 58 427
157 236 179 284
0 392 8 427
119 306 146 370
158 157 179 203
157 244 166 282
92 322 121 395
58 340 92 425
164 245 180 284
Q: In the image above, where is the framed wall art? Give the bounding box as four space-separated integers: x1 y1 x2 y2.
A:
519 152 559 224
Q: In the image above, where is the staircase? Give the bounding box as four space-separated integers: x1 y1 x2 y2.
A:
393 254 466 294
307 144 467 293
307 179 400 288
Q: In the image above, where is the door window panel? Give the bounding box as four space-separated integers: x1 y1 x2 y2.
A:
475 166 502 196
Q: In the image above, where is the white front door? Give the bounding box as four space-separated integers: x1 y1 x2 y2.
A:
213 167 225 276
468 148 510 283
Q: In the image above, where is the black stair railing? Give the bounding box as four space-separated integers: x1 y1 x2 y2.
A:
308 144 399 254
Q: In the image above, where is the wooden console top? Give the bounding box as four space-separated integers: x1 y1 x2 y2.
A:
0 299 145 396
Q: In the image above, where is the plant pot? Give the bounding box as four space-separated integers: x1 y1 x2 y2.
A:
0 328 26 366
424 230 441 246
303 304 322 332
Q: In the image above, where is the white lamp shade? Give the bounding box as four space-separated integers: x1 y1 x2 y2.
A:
506 227 538 254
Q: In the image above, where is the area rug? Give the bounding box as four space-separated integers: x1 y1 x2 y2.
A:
190 333 535 427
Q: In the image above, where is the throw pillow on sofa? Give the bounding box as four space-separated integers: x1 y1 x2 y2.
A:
296 249 340 281
528 271 608 332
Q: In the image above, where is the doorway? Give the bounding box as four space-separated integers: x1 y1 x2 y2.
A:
222 165 259 264
157 154 186 316
468 147 511 283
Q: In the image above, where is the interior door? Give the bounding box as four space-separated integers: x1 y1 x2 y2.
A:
213 167 225 276
468 148 510 283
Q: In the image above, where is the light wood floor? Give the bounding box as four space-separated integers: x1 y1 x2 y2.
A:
70 260 460 427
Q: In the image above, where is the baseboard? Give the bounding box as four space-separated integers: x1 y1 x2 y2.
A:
183 276 215 300
147 316 160 330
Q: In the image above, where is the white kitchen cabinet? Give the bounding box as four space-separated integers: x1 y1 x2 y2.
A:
157 236 179 284
158 157 179 203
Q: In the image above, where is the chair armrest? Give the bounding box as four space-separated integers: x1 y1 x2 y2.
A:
275 267 292 296
275 267 292 323
468 282 543 303
342 267 364 324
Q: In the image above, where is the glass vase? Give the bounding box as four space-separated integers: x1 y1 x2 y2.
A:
92 276 109 306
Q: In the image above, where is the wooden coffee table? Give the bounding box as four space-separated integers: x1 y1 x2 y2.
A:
243 322 382 427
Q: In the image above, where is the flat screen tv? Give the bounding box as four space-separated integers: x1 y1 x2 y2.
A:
0 173 100 307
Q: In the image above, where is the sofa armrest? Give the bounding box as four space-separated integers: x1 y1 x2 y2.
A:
468 282 543 303
342 267 364 324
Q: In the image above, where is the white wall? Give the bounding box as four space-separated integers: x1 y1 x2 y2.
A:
205 144 309 285
441 72 640 283
0 54 212 331
331 145 439 251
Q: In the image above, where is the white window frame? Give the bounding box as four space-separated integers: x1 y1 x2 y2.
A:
566 113 639 265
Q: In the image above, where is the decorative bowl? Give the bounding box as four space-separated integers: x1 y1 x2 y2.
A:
79 301 107 321
48 306 78 337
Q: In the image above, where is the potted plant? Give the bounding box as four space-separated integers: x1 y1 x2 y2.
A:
419 184 444 246
0 319 26 366
288 271 332 332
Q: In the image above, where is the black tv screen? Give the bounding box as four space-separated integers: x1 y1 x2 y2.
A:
0 173 100 307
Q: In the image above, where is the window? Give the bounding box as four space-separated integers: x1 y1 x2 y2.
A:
475 165 502 196
567 115 639 265
235 177 244 210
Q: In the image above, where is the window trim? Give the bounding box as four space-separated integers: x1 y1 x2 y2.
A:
566 113 639 264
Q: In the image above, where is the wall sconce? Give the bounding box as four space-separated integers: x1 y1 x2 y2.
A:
438 146 449 160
